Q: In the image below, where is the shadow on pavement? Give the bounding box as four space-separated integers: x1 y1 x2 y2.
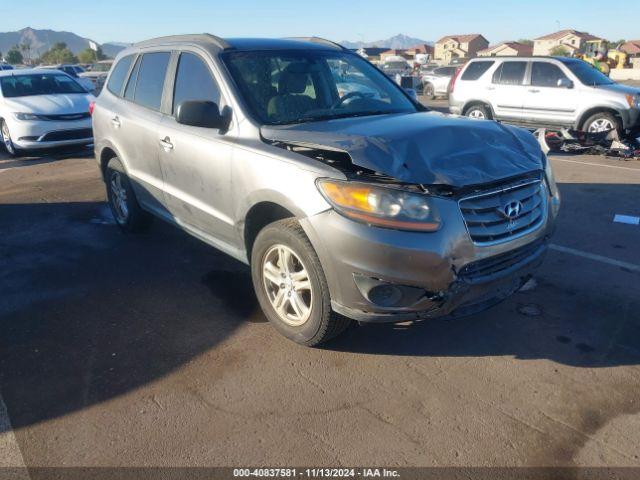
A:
1 181 639 431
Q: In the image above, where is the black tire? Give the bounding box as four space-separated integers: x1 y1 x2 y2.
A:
251 218 351 346
1 119 22 157
465 104 492 120
582 111 621 135
423 83 435 100
105 156 153 233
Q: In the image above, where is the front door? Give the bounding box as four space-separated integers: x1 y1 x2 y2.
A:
522 61 580 127
158 51 236 245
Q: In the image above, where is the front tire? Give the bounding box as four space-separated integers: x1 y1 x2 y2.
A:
251 219 350 346
1 119 21 157
105 156 152 232
583 112 621 135
423 83 435 99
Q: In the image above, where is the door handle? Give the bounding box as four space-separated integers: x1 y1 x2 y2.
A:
159 136 174 150
528 89 540 93
111 116 121 128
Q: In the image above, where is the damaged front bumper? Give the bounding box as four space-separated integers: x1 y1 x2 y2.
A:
301 183 557 323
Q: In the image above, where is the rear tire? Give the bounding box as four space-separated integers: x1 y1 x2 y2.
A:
465 104 492 120
251 218 351 346
105 156 153 233
582 111 621 135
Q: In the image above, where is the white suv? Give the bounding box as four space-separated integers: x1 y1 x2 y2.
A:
449 56 640 134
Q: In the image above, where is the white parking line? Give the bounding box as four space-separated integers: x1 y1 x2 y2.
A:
550 244 640 273
550 157 640 173
0 394 29 478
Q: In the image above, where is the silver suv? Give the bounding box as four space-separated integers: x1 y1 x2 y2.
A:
449 56 640 133
93 35 560 346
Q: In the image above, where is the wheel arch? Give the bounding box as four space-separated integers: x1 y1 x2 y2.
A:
243 201 297 263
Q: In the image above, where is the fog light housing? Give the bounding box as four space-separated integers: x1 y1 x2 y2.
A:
353 274 430 308
368 284 403 307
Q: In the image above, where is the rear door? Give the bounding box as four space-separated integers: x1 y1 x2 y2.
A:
157 50 236 244
523 61 580 127
111 51 171 214
488 61 528 121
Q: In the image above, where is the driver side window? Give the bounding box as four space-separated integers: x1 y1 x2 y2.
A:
173 52 221 115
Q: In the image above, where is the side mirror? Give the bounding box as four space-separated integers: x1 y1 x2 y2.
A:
557 78 574 89
176 100 230 130
404 88 418 100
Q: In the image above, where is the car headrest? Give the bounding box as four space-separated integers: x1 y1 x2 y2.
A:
278 63 311 95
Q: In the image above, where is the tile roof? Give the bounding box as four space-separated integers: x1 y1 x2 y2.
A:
436 34 486 44
535 29 601 41
478 42 533 55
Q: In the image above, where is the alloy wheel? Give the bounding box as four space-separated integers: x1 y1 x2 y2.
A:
468 109 486 120
109 171 129 223
262 244 313 326
587 118 614 133
1 121 15 155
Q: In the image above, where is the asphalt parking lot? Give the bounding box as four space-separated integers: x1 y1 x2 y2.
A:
1 132 639 471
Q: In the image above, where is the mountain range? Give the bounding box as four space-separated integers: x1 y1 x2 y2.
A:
0 28 431 61
0 27 129 60
340 34 433 49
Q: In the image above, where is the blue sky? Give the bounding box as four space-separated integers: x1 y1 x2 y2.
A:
2 0 636 44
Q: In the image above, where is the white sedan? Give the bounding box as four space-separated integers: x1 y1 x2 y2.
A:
0 69 95 157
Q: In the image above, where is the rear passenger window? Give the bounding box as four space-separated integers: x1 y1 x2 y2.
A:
132 52 171 110
531 62 568 87
492 62 527 85
173 53 221 114
461 61 494 81
107 55 134 95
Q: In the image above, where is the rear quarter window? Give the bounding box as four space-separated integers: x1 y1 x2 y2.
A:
461 61 495 81
107 55 135 96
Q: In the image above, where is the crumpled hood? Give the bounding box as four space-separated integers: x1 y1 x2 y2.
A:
4 93 94 115
261 112 544 187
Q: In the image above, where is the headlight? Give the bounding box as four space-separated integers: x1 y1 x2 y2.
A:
317 179 441 232
14 112 41 121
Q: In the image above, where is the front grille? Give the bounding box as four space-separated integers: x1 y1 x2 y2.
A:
459 238 547 283
459 178 546 244
40 128 93 142
39 113 91 121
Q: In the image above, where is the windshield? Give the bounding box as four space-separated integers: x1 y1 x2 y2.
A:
0 73 87 97
563 60 614 86
223 50 417 125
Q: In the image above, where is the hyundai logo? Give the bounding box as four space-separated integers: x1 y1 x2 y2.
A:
502 201 523 219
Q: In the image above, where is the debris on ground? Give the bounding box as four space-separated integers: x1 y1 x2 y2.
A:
535 128 640 160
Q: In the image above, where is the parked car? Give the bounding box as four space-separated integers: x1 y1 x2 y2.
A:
380 57 411 78
422 66 458 99
0 63 14 71
79 60 114 93
449 56 640 133
0 69 94 156
93 35 560 346
36 64 95 92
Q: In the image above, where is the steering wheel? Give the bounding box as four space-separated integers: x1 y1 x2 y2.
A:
331 91 367 109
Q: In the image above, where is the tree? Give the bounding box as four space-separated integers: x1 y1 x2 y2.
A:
6 48 23 65
77 46 106 64
550 45 571 57
40 42 77 64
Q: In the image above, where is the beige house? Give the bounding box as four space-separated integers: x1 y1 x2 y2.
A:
379 49 411 62
533 30 602 56
434 34 489 63
620 40 640 68
477 42 533 57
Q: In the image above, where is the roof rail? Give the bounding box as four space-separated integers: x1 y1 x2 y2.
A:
285 37 347 50
134 34 230 50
